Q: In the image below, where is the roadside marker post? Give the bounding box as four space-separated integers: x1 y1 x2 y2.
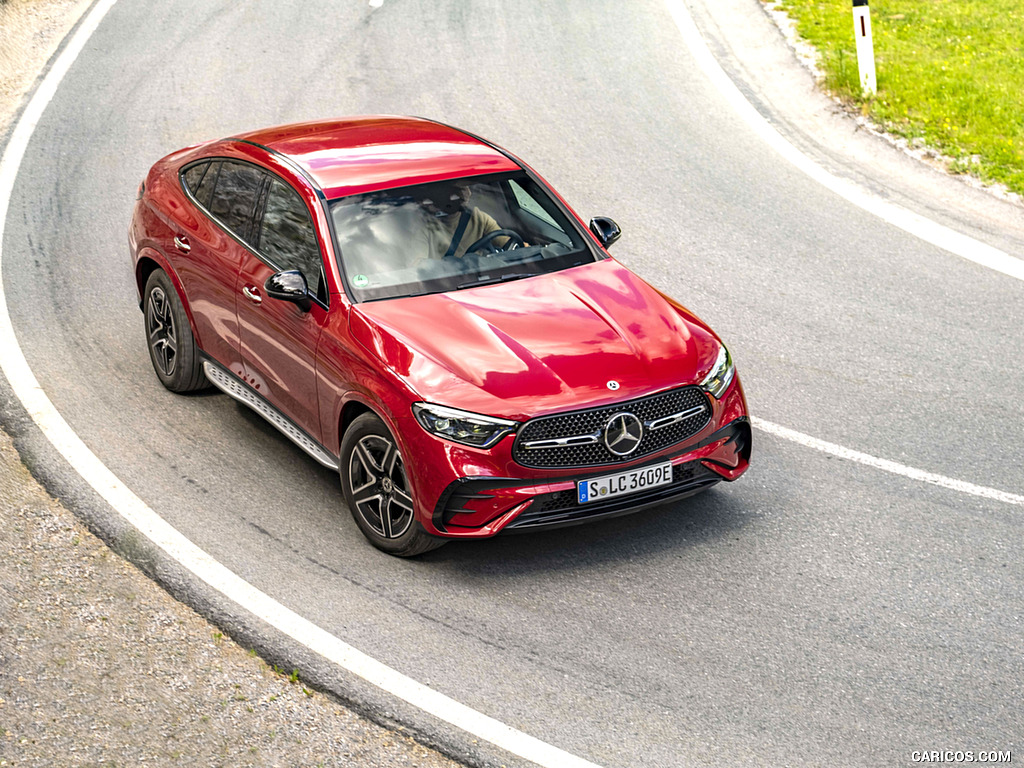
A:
853 0 877 95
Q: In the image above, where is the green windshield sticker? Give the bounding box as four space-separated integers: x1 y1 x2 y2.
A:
352 274 369 288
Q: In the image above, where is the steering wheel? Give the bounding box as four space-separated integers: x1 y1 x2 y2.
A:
463 229 525 255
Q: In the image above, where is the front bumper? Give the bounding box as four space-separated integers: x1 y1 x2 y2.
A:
399 376 750 539
437 418 750 535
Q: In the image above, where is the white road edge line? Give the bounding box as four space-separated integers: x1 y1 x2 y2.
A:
0 3 602 768
666 0 1024 506
0 4 1020 768
752 418 1024 507
664 0 1024 283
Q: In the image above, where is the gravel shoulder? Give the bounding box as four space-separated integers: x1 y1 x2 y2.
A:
0 431 459 768
0 2 460 766
5 0 1019 767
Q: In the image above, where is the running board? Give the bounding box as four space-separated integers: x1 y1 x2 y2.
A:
202 361 340 471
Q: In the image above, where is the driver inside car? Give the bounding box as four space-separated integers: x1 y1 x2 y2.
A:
419 183 515 260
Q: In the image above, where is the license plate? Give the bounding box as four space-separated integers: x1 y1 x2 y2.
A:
577 461 673 504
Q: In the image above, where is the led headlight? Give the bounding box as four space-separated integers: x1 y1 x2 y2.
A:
412 403 518 448
700 344 735 399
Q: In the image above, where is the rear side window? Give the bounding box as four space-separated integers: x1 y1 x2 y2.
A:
182 163 208 195
258 178 322 296
192 161 220 208
207 161 262 243
181 161 224 212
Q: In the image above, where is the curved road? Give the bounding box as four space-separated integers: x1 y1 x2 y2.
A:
3 0 1023 765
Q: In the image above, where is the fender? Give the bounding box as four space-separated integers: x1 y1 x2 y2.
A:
331 384 408 457
134 245 204 349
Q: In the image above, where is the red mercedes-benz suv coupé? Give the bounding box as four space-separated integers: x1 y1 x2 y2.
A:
129 116 750 556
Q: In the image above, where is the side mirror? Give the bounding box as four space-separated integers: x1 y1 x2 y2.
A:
589 217 621 249
264 270 312 311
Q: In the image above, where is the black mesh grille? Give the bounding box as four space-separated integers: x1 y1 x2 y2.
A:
505 460 719 530
512 386 711 468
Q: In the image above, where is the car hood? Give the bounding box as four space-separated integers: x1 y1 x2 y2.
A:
350 259 722 420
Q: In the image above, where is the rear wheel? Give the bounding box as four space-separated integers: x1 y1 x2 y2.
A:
340 413 446 557
143 269 207 392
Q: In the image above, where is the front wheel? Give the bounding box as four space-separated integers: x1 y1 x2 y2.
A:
143 269 207 392
340 413 446 557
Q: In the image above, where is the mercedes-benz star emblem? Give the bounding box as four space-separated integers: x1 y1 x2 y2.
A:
604 412 643 456
606 380 620 391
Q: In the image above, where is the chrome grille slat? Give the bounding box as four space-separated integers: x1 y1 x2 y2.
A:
522 433 601 450
646 405 707 431
512 386 712 469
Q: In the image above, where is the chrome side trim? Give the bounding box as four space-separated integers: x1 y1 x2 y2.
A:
202 361 340 471
645 405 706 431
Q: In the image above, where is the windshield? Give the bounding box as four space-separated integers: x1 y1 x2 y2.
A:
329 172 599 301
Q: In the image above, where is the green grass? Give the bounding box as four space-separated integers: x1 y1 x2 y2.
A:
768 0 1024 196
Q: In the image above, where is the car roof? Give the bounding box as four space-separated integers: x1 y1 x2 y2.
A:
232 116 521 199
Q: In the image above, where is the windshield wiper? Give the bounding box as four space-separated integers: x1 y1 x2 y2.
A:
456 272 539 290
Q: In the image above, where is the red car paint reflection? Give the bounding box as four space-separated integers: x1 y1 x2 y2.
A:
129 116 750 556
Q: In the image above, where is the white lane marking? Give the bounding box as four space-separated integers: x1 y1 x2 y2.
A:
0 2 1019 767
754 418 1024 506
369 0 384 7
0 4 602 768
664 0 1024 283
668 0 1024 507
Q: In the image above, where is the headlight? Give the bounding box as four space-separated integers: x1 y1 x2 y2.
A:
412 403 518 448
700 344 735 399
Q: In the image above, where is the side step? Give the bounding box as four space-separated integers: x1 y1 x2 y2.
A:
202 361 340 471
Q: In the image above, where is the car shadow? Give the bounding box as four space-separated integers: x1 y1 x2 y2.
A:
222 398 755 573
230 401 340 484
418 485 755 574
175 387 223 398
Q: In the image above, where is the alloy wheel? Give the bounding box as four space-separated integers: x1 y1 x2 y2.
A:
348 434 414 539
146 286 178 378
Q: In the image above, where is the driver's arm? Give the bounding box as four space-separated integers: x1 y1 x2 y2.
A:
455 208 508 258
474 208 505 243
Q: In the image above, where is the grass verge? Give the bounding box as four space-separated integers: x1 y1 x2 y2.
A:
766 0 1024 197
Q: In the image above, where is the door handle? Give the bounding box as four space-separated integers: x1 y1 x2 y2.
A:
173 235 191 253
242 285 262 305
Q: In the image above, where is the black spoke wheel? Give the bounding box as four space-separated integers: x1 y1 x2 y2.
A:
146 285 178 377
340 413 445 557
350 433 414 539
143 269 207 392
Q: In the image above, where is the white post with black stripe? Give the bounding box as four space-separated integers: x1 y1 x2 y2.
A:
853 0 877 95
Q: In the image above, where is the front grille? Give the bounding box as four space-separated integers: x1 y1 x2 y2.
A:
505 460 719 531
512 386 712 469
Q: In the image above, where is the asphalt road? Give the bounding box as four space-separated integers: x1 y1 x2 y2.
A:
2 0 1023 766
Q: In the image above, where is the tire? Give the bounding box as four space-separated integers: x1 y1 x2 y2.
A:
143 269 208 392
340 412 446 557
